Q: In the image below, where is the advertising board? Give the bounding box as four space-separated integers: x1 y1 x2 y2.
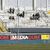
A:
28 35 41 40
0 36 10 40
10 36 28 40
41 35 49 40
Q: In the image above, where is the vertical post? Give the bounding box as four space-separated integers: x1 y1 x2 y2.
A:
32 0 36 11
17 0 19 39
32 0 34 10
17 0 18 8
46 0 48 11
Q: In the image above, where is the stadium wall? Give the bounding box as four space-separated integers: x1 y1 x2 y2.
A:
0 35 50 44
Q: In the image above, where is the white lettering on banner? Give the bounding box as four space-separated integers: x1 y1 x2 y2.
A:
10 36 28 40
18 36 28 40
10 36 17 40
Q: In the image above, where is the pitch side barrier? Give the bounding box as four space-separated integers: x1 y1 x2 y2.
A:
0 32 50 44
8 28 50 33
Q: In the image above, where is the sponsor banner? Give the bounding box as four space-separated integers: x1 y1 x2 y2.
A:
41 35 49 40
28 35 41 40
10 36 28 40
0 36 10 40
10 35 41 40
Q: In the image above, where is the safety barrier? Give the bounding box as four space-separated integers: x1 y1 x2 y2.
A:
0 33 50 44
